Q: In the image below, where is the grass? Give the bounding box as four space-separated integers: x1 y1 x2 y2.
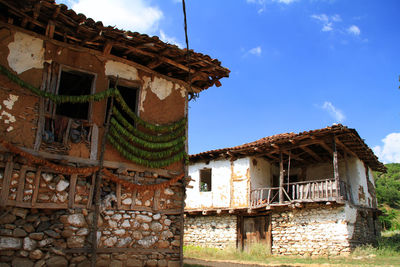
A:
183 231 400 266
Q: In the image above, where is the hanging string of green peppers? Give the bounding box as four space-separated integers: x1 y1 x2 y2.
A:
109 127 185 159
112 107 186 142
110 118 185 150
0 65 115 103
114 89 187 133
107 134 186 168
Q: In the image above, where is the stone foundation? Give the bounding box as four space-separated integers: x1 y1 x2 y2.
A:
0 207 181 266
271 205 379 256
184 215 237 248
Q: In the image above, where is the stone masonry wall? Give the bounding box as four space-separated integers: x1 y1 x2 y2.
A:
0 207 181 267
271 205 368 256
184 215 237 248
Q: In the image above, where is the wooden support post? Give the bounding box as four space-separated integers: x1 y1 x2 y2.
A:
130 188 137 210
116 183 121 209
90 92 115 267
68 174 77 208
16 166 28 203
0 156 14 206
153 189 160 211
32 167 42 206
333 137 340 199
279 152 284 203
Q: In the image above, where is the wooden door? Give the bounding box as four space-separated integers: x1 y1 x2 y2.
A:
242 215 271 252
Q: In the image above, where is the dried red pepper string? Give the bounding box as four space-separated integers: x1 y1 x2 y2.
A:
0 138 184 191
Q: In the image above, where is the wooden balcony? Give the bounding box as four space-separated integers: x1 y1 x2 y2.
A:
250 178 348 209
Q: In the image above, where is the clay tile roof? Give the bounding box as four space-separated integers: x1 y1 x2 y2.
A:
0 0 230 91
190 124 386 172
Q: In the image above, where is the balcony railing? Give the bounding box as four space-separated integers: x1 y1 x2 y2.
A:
250 178 348 208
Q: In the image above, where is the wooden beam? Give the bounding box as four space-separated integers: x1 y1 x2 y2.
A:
335 137 357 158
153 189 161 210
333 138 340 199
125 46 195 74
31 167 42 206
68 174 77 208
45 20 55 38
279 152 284 204
102 41 113 56
16 147 175 178
0 156 14 206
318 141 334 154
301 146 323 162
16 166 28 203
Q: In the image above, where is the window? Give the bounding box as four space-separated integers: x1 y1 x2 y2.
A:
200 168 212 192
56 69 95 120
105 80 139 126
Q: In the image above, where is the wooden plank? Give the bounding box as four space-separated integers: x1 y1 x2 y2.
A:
130 188 137 209
31 168 42 206
116 182 121 209
33 63 49 151
333 138 340 199
153 189 161 210
90 123 98 160
0 156 14 206
16 165 28 202
68 174 77 208
45 20 55 38
87 174 96 209
279 152 284 204
11 200 67 209
302 146 323 162
18 147 174 178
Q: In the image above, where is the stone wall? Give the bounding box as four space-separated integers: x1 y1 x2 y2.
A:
184 215 237 248
0 207 181 266
271 205 379 256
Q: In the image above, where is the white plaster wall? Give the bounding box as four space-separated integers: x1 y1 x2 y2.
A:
105 60 139 81
305 162 334 181
346 157 373 207
8 32 45 74
231 157 250 208
187 158 251 209
187 159 231 209
249 157 273 189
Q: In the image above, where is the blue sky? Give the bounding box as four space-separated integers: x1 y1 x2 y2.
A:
57 0 400 163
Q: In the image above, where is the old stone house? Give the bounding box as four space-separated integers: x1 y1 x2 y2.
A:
0 0 229 266
184 125 385 256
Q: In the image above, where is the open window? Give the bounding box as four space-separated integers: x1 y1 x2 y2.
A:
200 168 212 192
105 79 139 126
55 69 95 120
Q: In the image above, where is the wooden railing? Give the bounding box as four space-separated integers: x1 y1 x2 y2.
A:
250 178 347 208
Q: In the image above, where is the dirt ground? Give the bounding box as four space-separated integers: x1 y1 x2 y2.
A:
184 258 326 267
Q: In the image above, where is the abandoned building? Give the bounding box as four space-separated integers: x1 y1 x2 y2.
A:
184 125 385 256
0 0 229 266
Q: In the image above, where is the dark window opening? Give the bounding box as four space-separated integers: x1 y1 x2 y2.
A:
56 70 94 120
106 81 138 126
200 169 212 192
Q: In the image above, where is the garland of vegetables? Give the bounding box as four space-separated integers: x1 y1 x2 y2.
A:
0 64 187 168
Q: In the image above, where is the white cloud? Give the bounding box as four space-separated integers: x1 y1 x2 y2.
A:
273 0 298 4
373 133 400 163
321 101 345 123
69 0 163 34
347 25 361 36
159 30 183 48
248 46 262 56
246 0 297 12
311 14 341 32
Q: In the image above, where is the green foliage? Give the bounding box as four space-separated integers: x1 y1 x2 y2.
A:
374 163 400 230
